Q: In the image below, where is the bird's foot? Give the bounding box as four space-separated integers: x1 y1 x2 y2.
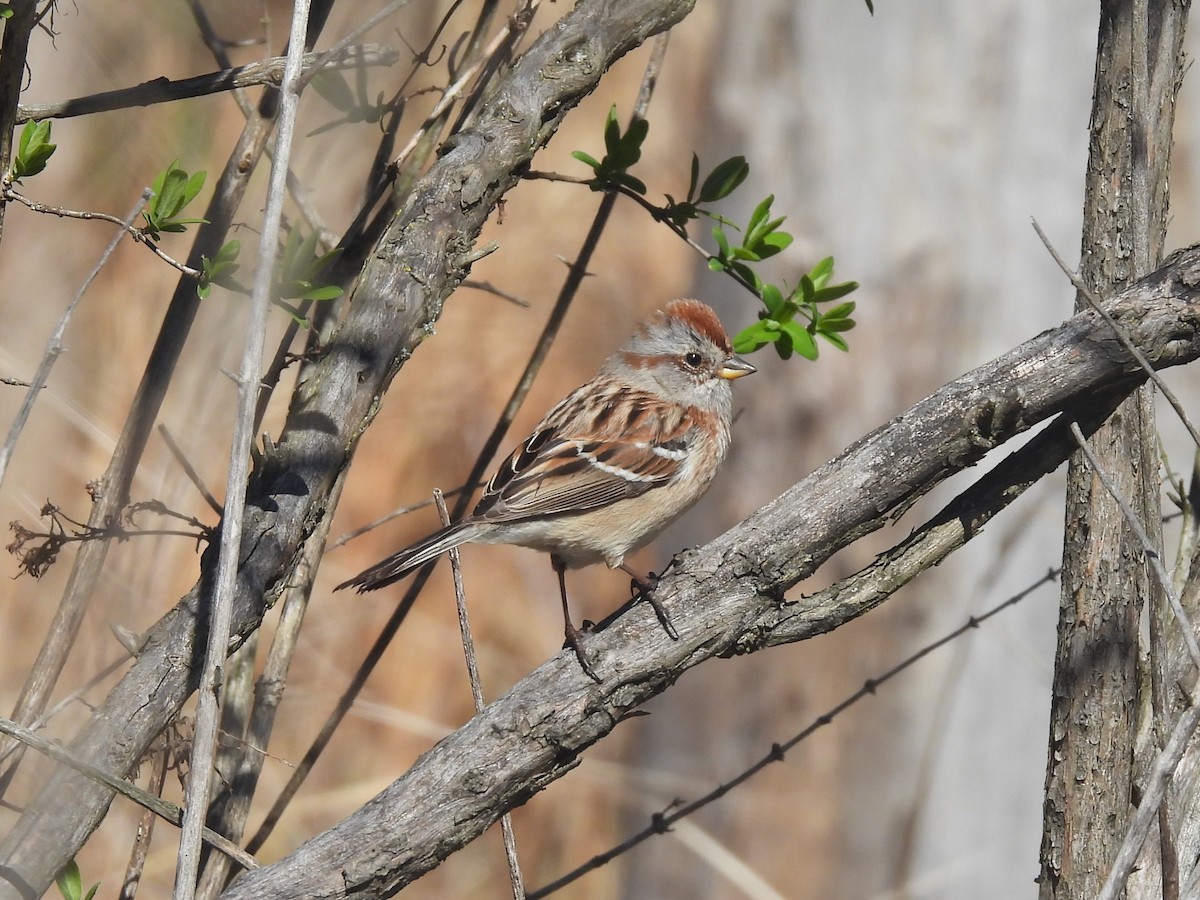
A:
623 567 679 641
564 622 601 683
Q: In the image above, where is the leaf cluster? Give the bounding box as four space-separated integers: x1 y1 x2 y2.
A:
141 162 209 241
571 105 649 195
274 228 342 302
571 107 858 360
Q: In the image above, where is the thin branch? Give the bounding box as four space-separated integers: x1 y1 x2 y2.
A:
301 0 415 92
460 278 532 307
0 189 149 489
157 424 223 516
436 490 526 898
173 3 313 896
193 468 346 899
1034 218 1200 450
119 746 167 900
1070 421 1200 670
391 0 543 171
1097 697 1200 900
15 44 400 123
0 715 257 872
2 186 202 277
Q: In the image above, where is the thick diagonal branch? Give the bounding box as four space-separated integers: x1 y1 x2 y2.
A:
220 248 1200 899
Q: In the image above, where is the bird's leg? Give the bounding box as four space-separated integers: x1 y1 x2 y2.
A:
619 563 679 641
552 555 601 682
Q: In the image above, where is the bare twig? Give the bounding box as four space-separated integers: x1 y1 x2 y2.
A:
435 490 526 898
0 191 149 489
329 481 484 549
461 278 532 307
301 0 414 91
1034 219 1200 450
391 0 543 171
193 468 345 899
2 187 202 278
1070 421 1200 670
158 424 223 516
173 3 313 896
15 44 400 123
119 746 167 900
1098 697 1200 900
0 651 135 770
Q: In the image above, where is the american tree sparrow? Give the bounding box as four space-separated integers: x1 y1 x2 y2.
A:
337 299 755 679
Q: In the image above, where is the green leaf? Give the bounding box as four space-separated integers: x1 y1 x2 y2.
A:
617 172 647 195
797 274 815 304
699 156 749 203
730 261 761 293
756 229 793 259
745 194 775 239
820 330 851 351
603 104 622 155
822 300 856 321
733 320 779 354
760 283 785 317
571 150 601 171
0 5 14 18
11 119 56 180
822 316 856 333
809 256 835 287
711 225 731 262
143 162 210 240
781 321 819 360
56 861 85 900
298 284 344 301
687 153 701 203
198 239 245 298
274 228 342 301
812 281 859 304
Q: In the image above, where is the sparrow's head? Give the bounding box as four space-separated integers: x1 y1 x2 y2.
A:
606 299 755 414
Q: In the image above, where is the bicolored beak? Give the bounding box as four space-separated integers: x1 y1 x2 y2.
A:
717 355 756 380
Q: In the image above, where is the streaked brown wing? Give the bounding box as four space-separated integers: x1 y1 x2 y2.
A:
471 384 692 522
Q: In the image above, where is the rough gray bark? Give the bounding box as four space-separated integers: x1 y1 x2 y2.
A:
1039 2 1188 897
0 2 697 898
216 247 1200 899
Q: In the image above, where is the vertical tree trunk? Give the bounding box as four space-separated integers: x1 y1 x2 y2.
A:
1039 2 1187 897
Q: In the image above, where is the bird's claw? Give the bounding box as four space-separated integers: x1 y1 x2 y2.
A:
564 624 601 683
628 574 679 641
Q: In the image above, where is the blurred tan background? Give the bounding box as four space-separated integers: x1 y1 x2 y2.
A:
2 1 1198 897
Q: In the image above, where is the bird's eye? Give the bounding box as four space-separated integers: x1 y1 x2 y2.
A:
683 351 703 368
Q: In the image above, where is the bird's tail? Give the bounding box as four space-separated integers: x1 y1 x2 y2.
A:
334 522 483 592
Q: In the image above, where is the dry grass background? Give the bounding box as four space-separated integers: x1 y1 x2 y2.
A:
4 2 1200 899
